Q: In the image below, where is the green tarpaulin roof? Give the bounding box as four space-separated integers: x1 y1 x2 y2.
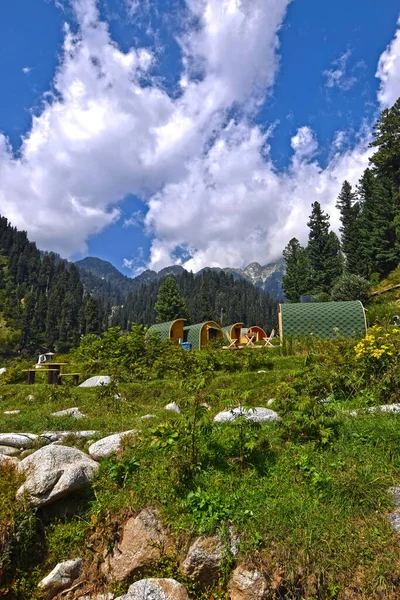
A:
184 321 221 349
279 300 366 339
147 320 177 341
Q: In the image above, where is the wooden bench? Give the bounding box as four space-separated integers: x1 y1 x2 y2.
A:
23 369 60 384
59 373 80 386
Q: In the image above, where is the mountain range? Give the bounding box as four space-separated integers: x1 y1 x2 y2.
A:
74 256 285 302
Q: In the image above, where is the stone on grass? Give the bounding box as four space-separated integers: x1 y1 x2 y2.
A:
0 433 37 448
164 402 181 414
51 407 86 419
4 410 21 415
213 407 280 423
79 376 111 388
266 399 275 407
38 558 82 598
0 367 6 376
115 579 189 600
0 445 21 456
88 431 137 460
27 394 35 401
103 508 171 582
389 487 400 508
228 565 269 600
0 454 20 467
348 403 400 417
181 535 224 588
41 431 97 444
141 414 155 420
16 445 99 507
388 512 400 532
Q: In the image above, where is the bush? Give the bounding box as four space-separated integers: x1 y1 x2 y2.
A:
331 273 370 304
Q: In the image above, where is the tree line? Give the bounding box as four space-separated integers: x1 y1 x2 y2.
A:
282 98 400 302
112 268 277 332
0 216 107 355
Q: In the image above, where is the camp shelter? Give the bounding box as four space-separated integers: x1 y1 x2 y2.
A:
222 323 244 345
278 300 367 341
184 321 223 350
246 326 267 342
147 319 186 343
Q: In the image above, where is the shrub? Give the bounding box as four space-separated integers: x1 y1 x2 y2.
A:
331 273 370 304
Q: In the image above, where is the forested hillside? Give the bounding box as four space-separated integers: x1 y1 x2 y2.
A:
0 217 106 355
112 268 278 332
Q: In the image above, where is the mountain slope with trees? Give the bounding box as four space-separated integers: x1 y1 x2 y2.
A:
0 217 106 355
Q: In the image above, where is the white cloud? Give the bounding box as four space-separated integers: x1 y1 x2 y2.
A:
0 0 398 272
145 121 371 271
323 50 357 91
377 18 400 108
124 210 145 228
123 247 145 276
22 67 31 74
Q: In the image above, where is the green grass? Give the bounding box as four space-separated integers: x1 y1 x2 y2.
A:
3 351 400 598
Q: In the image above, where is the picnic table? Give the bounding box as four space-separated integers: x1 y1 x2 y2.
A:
24 363 80 385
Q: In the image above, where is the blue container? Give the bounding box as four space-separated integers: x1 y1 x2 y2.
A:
181 342 192 351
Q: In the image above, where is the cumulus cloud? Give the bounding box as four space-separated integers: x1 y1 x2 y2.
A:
0 0 399 271
377 18 400 108
22 66 32 74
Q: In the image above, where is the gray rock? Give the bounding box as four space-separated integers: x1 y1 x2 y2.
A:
38 558 82 598
27 394 35 401
141 414 155 420
389 487 400 508
388 512 400 532
4 410 21 415
103 508 171 582
0 445 21 456
348 403 400 417
266 399 275 407
16 445 99 507
228 565 269 600
88 431 137 460
213 407 280 423
246 408 280 423
164 403 181 414
79 376 111 388
115 579 189 600
181 535 224 587
0 433 37 448
51 407 86 419
41 430 97 443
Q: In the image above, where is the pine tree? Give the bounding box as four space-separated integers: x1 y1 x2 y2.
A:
307 202 342 294
282 238 310 302
154 277 187 323
336 181 361 274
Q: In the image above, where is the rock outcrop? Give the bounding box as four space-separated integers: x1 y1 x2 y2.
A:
51 407 86 419
181 535 224 588
103 508 171 582
164 403 181 413
0 433 37 448
228 565 269 600
16 445 99 507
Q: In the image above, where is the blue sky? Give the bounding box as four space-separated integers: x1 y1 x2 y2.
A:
0 0 399 276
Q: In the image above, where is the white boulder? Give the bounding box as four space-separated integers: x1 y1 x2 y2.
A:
88 431 137 460
51 407 86 419
0 445 21 456
115 579 189 600
0 433 37 448
4 410 21 415
38 558 82 598
16 445 99 507
164 403 181 414
213 407 280 423
79 376 111 388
